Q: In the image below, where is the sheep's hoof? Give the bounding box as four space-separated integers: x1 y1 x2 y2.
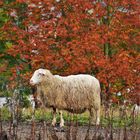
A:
51 122 56 127
90 122 100 127
96 123 100 126
60 123 64 128
89 120 95 125
52 124 56 127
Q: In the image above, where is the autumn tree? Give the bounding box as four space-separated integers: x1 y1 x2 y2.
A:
0 0 140 103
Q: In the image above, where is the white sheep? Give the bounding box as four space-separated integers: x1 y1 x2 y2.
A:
28 95 36 110
0 97 7 108
133 104 140 117
30 68 101 127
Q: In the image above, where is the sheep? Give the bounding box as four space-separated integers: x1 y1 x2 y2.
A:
27 95 36 110
132 103 140 118
30 68 101 127
0 97 7 108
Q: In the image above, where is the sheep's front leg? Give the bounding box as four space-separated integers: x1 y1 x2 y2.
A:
59 111 64 127
52 108 56 126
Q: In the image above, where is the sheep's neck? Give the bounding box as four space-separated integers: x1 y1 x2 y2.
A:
41 76 60 89
38 77 61 104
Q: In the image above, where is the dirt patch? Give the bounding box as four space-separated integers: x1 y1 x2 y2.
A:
0 121 140 140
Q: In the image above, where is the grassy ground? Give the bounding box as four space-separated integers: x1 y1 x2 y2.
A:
0 105 140 129
1 106 140 140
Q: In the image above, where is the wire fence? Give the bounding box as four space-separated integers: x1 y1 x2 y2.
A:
0 105 140 140
0 89 140 140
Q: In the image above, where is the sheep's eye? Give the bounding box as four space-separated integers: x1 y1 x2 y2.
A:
38 73 45 76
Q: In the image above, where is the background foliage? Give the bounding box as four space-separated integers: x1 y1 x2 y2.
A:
0 0 140 103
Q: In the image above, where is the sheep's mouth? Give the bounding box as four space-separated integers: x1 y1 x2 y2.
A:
30 82 38 86
30 82 35 86
31 83 41 87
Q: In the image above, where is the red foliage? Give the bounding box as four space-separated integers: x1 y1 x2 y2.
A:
1 0 140 102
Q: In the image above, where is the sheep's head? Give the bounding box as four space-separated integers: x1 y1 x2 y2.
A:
30 68 52 86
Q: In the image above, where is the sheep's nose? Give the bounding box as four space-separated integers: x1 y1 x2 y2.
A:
30 79 34 85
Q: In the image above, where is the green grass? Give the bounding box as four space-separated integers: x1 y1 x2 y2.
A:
0 106 140 129
0 107 11 121
101 116 138 128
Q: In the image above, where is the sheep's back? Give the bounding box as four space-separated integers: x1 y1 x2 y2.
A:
55 74 100 91
54 74 100 110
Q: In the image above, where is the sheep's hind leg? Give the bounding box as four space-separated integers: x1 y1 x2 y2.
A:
59 111 64 127
89 108 100 125
52 108 57 126
96 108 100 125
